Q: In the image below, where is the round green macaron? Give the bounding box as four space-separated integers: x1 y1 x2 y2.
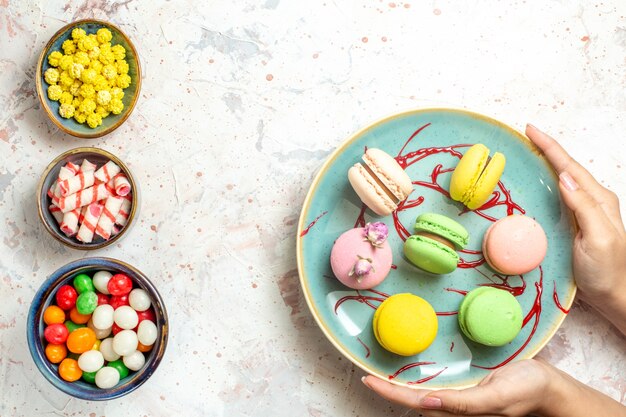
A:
414 213 469 249
458 287 523 346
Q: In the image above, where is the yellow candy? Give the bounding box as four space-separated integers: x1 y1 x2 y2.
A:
59 71 74 88
74 111 87 124
58 55 74 71
79 98 96 114
116 60 129 75
59 103 75 119
99 42 111 52
69 63 84 79
96 90 111 106
102 64 117 80
69 80 82 96
116 74 131 89
96 28 112 44
88 46 100 60
62 39 76 55
71 28 86 40
48 51 63 67
111 44 126 61
73 51 90 67
78 83 95 99
44 68 60 85
59 91 73 105
86 112 102 128
98 50 115 65
72 97 82 108
93 75 108 91
91 339 101 351
108 98 124 115
78 36 97 52
90 60 103 74
95 105 110 118
110 87 124 100
81 68 97 84
47 85 63 101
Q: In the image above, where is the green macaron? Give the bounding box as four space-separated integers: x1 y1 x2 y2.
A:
458 287 523 346
403 213 469 274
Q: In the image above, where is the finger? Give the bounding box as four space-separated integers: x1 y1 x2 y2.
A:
526 124 624 228
558 172 617 237
362 376 430 408
419 387 502 416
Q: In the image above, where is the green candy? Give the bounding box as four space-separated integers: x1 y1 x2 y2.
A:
67 352 80 361
107 359 129 379
76 291 98 315
65 320 86 333
82 370 97 384
73 274 95 294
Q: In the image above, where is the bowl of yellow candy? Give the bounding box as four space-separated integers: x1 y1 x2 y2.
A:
36 19 141 139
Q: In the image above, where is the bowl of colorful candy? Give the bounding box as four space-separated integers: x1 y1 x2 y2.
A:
35 19 141 138
37 147 138 250
27 257 168 400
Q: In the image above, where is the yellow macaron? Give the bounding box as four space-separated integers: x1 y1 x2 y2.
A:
373 293 438 356
450 144 505 210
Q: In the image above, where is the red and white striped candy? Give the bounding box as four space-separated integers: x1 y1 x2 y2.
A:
95 196 124 240
49 204 63 224
50 163 80 206
60 208 80 237
115 194 132 226
80 159 97 173
94 161 121 184
76 202 104 243
59 171 95 197
113 173 131 197
58 183 111 213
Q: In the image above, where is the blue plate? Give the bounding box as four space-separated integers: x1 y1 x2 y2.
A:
297 109 576 388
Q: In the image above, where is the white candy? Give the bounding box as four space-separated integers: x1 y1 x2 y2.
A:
92 304 115 330
99 337 120 362
137 320 158 346
93 271 112 294
95 366 120 389
123 350 146 371
129 288 151 312
87 320 112 339
114 306 139 330
77 350 104 373
113 330 138 356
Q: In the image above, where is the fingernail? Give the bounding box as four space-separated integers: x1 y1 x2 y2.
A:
420 396 442 409
559 171 579 191
361 376 370 387
526 123 539 131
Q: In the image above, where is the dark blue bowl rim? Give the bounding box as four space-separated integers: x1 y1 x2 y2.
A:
27 257 168 401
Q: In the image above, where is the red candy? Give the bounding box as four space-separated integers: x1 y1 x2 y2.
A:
55 285 78 311
110 294 129 309
97 293 110 305
44 323 69 344
111 322 123 336
107 274 133 296
134 309 156 331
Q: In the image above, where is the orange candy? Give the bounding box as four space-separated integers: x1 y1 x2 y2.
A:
58 358 82 382
43 306 66 325
66 327 96 353
137 341 153 353
45 343 67 363
69 307 91 324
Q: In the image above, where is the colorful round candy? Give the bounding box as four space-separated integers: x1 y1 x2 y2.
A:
111 322 123 336
137 341 153 352
110 294 129 310
95 366 120 389
107 274 132 296
45 343 67 364
123 350 146 371
92 304 114 330
99 337 120 362
65 320 86 333
69 307 91 324
44 323 69 344
113 329 138 356
135 309 156 328
92 271 112 295
113 306 138 330
66 327 97 354
91 339 101 351
43 305 66 325
78 350 104 373
73 274 95 294
76 291 98 315
96 293 110 305
82 370 97 384
55 285 77 310
137 320 158 346
108 358 129 379
59 358 82 382
129 288 151 311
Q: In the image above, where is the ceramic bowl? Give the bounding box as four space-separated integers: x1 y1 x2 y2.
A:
37 147 138 250
36 19 141 138
27 257 168 400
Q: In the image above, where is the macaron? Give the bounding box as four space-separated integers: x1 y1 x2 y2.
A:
348 148 413 216
330 222 393 290
482 215 547 275
450 144 506 210
373 293 438 356
403 213 469 274
458 287 523 346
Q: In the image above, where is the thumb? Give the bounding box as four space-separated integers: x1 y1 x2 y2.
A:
420 386 498 415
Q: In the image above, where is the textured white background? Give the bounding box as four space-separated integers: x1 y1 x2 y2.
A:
0 0 625 416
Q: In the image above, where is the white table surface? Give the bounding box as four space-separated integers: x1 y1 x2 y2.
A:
1 1 625 415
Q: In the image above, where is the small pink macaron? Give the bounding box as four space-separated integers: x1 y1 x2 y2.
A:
482 215 548 275
330 222 393 290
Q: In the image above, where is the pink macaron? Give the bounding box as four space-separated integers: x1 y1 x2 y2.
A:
482 215 548 275
330 223 393 290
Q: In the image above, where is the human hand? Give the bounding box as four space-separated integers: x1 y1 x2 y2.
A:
362 359 556 417
525 124 626 329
